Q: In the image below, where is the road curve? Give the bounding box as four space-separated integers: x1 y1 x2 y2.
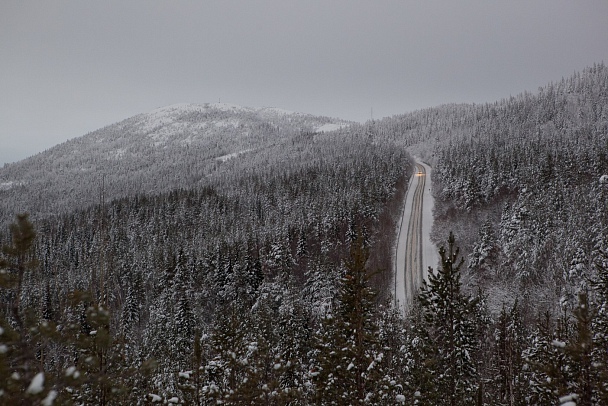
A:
395 159 436 311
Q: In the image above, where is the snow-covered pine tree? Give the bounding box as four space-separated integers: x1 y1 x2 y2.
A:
373 304 407 403
0 213 38 329
523 291 602 405
0 214 56 404
468 219 500 282
121 269 143 337
302 257 338 319
312 233 387 404
414 232 484 405
561 291 598 405
244 240 264 296
403 301 437 405
203 304 250 403
172 249 196 370
523 311 570 405
489 300 527 406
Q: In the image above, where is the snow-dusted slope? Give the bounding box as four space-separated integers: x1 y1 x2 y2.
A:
0 103 351 224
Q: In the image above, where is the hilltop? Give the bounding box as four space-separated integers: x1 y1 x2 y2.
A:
0 102 350 224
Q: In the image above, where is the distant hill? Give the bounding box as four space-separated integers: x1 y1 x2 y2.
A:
0 103 350 224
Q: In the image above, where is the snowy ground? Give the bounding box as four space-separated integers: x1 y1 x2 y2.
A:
418 160 437 279
214 149 253 163
394 158 438 312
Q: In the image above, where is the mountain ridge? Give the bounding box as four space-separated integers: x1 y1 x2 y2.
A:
0 102 351 224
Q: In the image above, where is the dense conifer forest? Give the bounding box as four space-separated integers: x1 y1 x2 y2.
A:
1 64 608 404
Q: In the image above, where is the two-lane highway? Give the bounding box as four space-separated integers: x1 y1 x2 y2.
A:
395 159 436 311
404 163 425 302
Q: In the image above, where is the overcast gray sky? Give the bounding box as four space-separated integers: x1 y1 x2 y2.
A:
2 1 608 165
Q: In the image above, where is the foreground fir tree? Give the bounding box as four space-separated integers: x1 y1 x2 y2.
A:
0 213 38 329
562 291 597 405
410 232 485 406
525 293 603 406
0 213 54 403
489 300 527 406
524 247 608 406
523 311 568 405
202 300 290 405
202 304 250 403
312 233 398 405
0 214 152 405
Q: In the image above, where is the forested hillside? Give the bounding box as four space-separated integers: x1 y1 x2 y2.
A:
376 63 608 404
1 64 608 404
375 63 608 314
434 64 608 314
0 121 412 403
0 103 349 226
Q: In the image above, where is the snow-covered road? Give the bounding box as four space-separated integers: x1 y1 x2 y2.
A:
394 158 437 311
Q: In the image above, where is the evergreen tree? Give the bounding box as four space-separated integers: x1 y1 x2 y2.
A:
312 233 389 404
489 300 527 406
175 329 205 405
0 214 55 404
175 294 195 361
296 227 308 259
374 304 407 403
302 258 338 319
524 311 569 406
121 285 139 331
0 213 38 329
468 219 500 282
203 303 266 404
562 291 597 405
0 215 144 404
244 243 264 296
413 232 484 405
